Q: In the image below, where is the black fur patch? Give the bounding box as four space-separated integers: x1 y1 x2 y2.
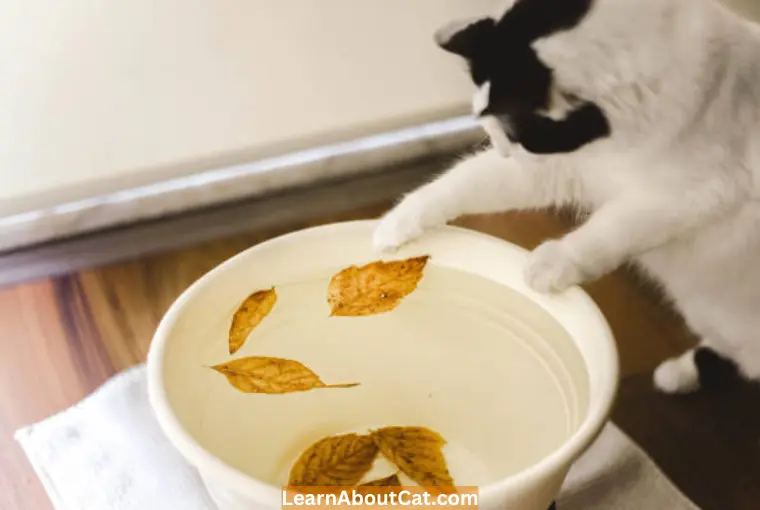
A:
694 347 742 390
437 0 611 154
512 102 612 154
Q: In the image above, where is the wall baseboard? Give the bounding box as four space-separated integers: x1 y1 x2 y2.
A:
0 153 462 289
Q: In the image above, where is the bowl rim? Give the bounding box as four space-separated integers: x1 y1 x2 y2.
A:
147 219 619 503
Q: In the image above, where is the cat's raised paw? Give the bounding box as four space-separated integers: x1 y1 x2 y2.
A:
524 240 584 293
372 207 426 253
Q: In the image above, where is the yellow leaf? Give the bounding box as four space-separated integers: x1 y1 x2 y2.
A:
210 356 359 394
327 256 430 316
354 473 404 496
359 473 401 487
371 426 455 492
289 433 379 486
228 287 277 354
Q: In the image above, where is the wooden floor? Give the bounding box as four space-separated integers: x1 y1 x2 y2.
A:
1 204 759 510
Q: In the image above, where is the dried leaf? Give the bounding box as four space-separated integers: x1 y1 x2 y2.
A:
228 288 277 354
359 473 402 487
371 426 455 491
327 256 430 316
289 433 379 486
210 356 359 394
354 473 404 496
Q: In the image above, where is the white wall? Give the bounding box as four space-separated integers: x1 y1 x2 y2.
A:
0 0 502 210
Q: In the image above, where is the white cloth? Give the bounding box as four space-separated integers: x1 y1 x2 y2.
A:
15 365 700 510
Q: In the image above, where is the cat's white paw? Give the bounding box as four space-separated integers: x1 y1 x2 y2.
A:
524 240 584 293
372 204 428 252
654 351 700 394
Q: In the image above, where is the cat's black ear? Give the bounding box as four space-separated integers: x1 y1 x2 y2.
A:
434 17 495 59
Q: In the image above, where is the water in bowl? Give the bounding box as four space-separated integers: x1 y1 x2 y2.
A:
187 264 589 487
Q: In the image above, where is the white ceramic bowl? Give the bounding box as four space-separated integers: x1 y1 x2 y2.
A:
147 220 618 510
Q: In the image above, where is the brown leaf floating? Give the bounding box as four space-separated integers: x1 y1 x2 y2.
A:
371 426 455 492
210 356 358 394
289 433 379 486
228 287 277 354
327 256 430 317
359 473 401 487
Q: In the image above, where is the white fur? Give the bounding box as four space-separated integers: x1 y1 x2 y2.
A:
473 82 513 156
654 348 701 394
373 0 760 392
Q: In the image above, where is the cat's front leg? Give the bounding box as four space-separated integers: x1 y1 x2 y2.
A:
373 148 572 251
525 183 745 292
372 181 450 252
524 239 586 293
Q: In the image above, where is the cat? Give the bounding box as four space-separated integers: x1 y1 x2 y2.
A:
372 0 760 394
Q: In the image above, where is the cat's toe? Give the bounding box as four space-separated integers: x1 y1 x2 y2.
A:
524 240 583 293
372 210 425 253
654 352 700 394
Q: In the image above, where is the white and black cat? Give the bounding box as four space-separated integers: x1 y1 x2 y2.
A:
373 0 760 394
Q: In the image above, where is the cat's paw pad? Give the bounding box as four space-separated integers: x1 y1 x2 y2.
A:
654 353 700 394
524 240 583 293
372 207 427 253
